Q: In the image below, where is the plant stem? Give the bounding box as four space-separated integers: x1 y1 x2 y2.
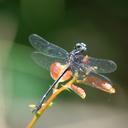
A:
27 76 76 128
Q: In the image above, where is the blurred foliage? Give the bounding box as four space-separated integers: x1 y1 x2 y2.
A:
0 0 127 100
0 0 127 99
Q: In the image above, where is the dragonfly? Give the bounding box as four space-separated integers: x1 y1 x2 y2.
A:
29 34 117 113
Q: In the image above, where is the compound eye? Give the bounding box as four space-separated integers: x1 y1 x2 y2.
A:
76 43 81 49
77 45 81 49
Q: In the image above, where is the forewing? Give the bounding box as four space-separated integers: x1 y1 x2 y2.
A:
29 34 68 59
87 56 117 73
31 52 66 70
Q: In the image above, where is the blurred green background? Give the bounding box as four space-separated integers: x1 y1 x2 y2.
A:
0 0 128 128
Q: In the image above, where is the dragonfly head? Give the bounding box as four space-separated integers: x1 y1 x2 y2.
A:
75 43 87 53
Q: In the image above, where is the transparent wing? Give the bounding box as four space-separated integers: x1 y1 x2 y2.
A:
29 34 68 59
77 71 113 93
31 52 66 70
82 71 114 93
88 71 112 84
87 56 117 74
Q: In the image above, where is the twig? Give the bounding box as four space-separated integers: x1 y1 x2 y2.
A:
27 76 76 128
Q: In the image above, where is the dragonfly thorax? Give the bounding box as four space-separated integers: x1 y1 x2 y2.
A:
67 48 86 78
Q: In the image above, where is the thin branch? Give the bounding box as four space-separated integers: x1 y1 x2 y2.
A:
27 76 76 128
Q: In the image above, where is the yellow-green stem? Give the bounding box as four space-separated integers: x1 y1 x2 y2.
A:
27 76 76 128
